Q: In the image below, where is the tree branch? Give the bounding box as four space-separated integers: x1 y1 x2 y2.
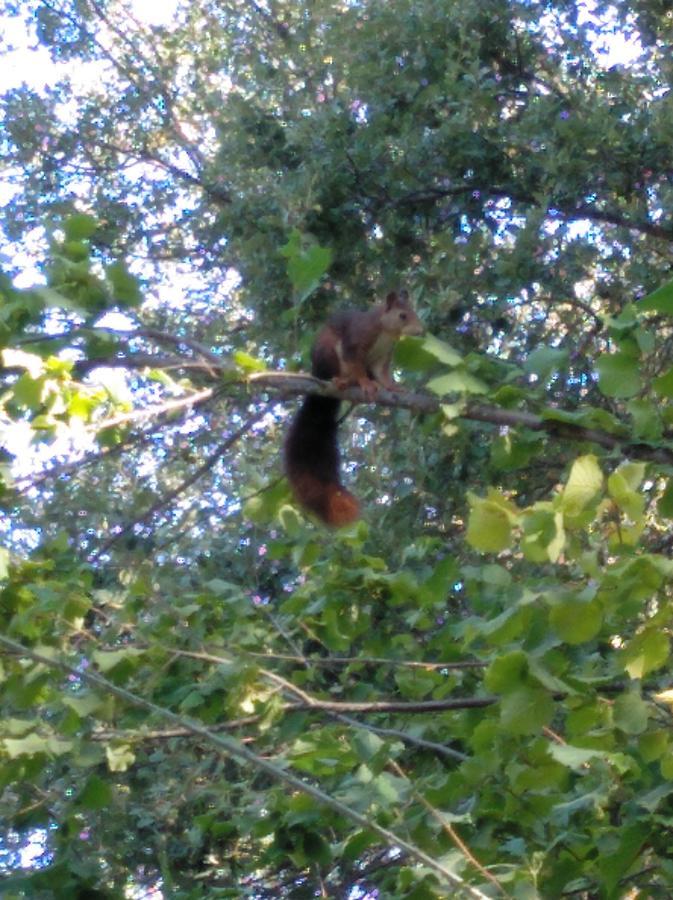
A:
390 759 509 897
90 716 261 742
244 651 485 669
86 387 214 432
379 182 673 242
249 372 673 466
16 324 234 371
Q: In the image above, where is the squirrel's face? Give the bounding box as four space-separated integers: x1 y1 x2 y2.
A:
382 291 424 337
395 306 424 337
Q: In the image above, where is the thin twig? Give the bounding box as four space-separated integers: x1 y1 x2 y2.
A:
331 713 467 763
172 649 496 713
244 651 485 669
90 716 261 742
86 387 214 433
389 760 510 897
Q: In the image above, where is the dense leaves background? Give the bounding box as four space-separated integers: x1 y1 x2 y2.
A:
3 0 673 896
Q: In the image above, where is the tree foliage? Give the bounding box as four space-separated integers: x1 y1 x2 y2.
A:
2 0 673 896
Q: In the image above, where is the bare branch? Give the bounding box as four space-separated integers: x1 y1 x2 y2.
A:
87 387 214 432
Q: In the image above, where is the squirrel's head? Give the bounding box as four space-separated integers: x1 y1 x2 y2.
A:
381 290 424 337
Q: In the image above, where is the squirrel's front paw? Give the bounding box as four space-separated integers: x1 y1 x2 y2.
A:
358 378 379 401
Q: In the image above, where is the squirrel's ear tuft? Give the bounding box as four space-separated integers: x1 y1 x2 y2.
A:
385 291 398 310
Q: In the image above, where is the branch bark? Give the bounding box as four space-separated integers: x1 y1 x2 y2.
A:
249 372 673 467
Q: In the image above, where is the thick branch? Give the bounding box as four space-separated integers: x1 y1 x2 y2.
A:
249 372 673 466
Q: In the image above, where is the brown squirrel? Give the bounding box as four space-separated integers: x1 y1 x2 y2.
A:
284 290 423 526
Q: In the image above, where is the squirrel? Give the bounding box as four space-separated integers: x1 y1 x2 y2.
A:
284 289 424 526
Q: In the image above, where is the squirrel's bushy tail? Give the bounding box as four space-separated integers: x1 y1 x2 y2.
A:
284 395 359 527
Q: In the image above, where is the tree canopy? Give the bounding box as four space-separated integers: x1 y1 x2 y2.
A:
3 0 673 896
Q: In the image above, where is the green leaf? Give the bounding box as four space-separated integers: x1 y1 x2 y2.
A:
560 455 603 517
427 370 489 396
596 352 642 399
78 773 113 810
520 507 565 562
639 277 673 314
622 629 670 678
465 490 518 553
392 336 429 372
490 433 541 472
372 772 404 804
542 405 623 433
607 462 646 519
528 659 576 695
419 555 459 606
234 350 267 372
548 595 602 644
351 731 384 761
661 754 673 780
484 650 529 692
280 230 332 301
106 743 136 772
64 213 98 240
548 744 608 768
12 374 46 411
62 692 105 717
654 366 673 398
627 398 663 440
34 285 79 312
0 547 9 581
524 346 569 381
3 734 73 758
599 822 649 892
613 691 649 735
658 482 673 519
342 830 379 862
638 783 673 812
106 262 142 308
301 830 332 865
420 334 463 366
92 647 144 673
62 240 89 262
500 686 554 735
639 730 668 763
